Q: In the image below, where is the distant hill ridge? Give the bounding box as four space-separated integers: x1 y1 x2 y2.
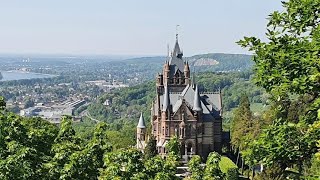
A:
124 53 253 72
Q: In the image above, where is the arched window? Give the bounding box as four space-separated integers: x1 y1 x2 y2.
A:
187 143 193 155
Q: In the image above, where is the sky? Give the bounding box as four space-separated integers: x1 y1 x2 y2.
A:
0 0 283 56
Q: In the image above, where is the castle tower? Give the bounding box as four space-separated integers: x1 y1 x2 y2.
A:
136 112 146 151
151 33 224 160
156 33 191 93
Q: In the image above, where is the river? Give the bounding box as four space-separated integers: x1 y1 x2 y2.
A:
0 70 57 81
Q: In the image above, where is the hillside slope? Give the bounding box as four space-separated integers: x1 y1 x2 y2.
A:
187 53 253 72
124 53 253 73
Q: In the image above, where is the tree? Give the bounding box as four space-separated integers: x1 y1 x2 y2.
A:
59 122 112 180
0 110 58 179
24 98 34 109
230 95 252 150
230 94 260 173
99 149 144 179
44 115 82 179
165 136 180 160
144 156 178 180
144 135 157 160
188 155 204 180
238 0 320 177
0 96 5 111
203 152 224 180
225 168 239 180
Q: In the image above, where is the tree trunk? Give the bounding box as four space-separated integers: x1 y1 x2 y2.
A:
252 167 255 180
298 161 303 178
236 148 240 166
241 159 244 175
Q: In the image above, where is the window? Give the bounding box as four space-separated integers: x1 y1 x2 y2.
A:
182 128 184 137
165 127 169 136
175 125 179 136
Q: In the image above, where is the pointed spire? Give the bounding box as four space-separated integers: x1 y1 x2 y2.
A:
191 66 196 87
193 85 202 112
173 40 182 58
173 26 183 58
162 85 170 112
137 112 146 128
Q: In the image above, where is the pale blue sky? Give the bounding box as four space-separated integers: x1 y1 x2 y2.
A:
0 0 283 56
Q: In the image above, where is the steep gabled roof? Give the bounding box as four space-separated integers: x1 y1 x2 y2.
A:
168 37 185 78
172 39 182 57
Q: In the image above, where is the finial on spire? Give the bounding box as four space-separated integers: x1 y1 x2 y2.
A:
176 25 180 41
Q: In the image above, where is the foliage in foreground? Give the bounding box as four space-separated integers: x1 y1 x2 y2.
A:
237 0 320 178
0 98 179 179
187 153 239 180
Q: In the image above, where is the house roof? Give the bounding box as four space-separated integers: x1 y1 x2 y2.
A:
155 85 222 120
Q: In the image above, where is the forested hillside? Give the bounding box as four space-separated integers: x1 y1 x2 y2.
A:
123 53 253 73
85 71 266 137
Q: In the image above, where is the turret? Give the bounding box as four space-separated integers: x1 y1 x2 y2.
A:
184 61 190 85
163 60 170 85
136 112 146 151
193 85 202 112
162 85 170 112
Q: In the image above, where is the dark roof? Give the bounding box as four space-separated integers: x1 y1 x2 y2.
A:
153 84 222 120
169 39 185 77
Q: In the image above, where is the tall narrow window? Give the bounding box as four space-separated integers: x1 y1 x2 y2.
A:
165 127 169 136
175 125 178 136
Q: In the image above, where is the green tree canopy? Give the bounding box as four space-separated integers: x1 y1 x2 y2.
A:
238 0 320 177
144 135 157 160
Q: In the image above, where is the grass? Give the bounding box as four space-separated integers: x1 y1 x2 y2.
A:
219 156 238 173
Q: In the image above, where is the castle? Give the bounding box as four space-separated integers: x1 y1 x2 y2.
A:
137 35 223 160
